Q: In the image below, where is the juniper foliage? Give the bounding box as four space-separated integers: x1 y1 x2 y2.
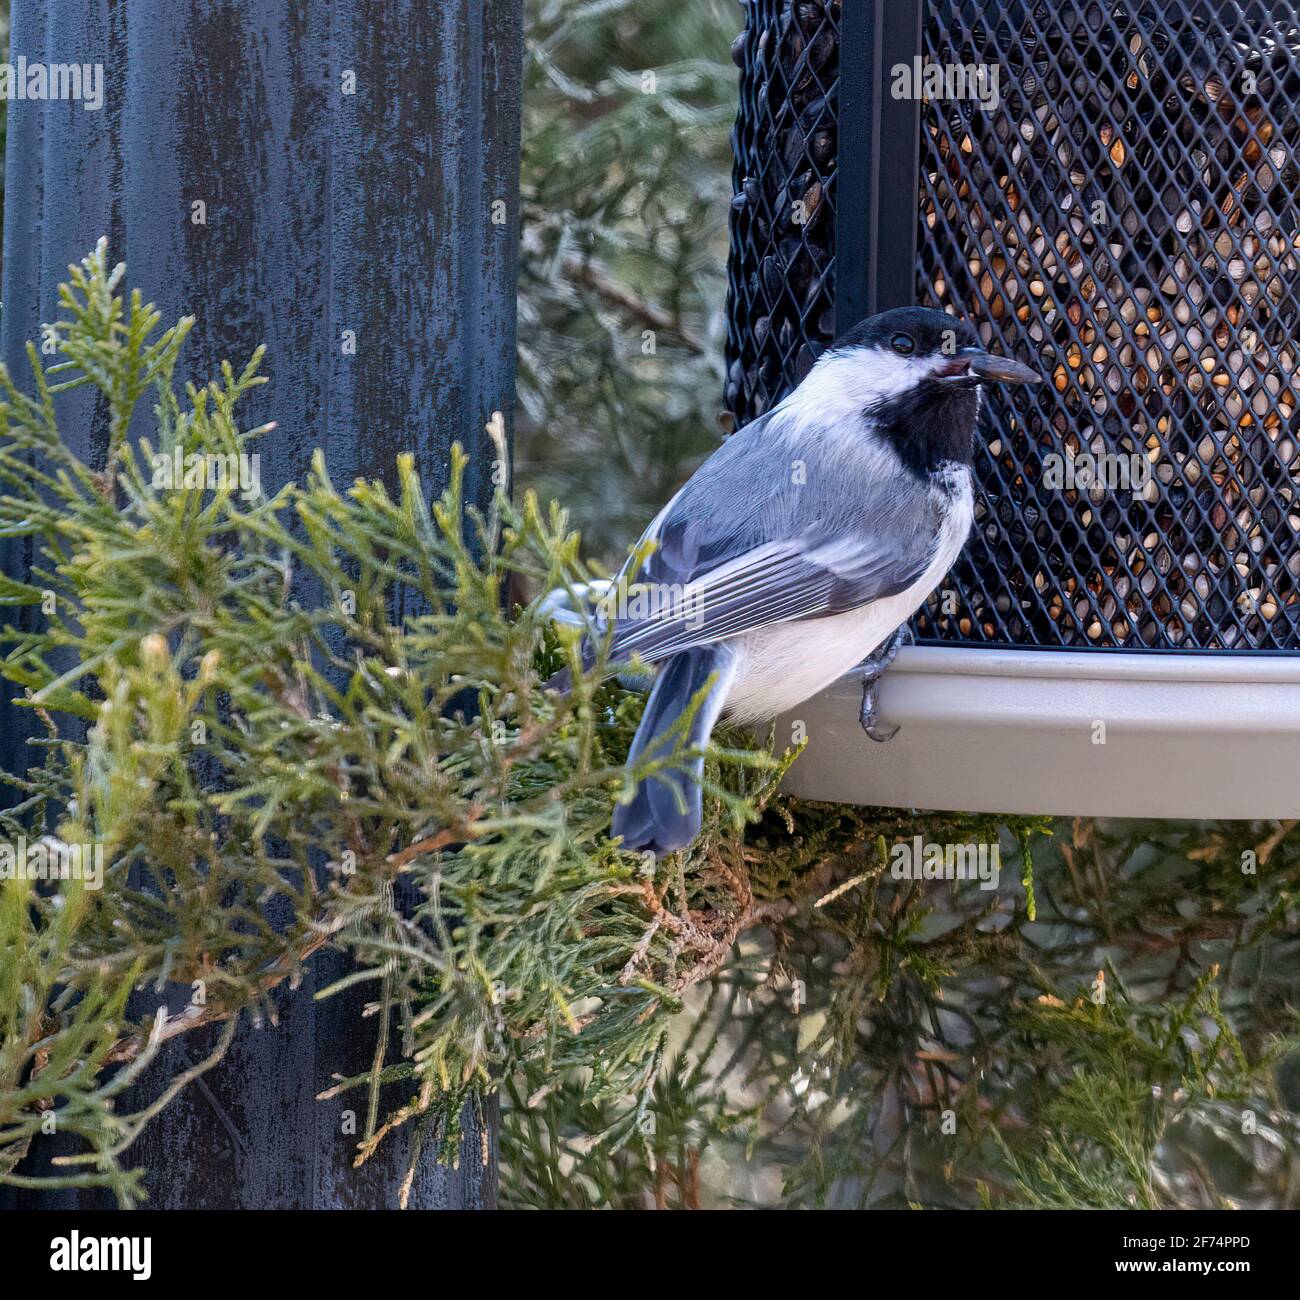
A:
503 814 1300 1209
0 244 786 1204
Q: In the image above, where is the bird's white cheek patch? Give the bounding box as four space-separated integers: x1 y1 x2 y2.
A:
782 347 940 428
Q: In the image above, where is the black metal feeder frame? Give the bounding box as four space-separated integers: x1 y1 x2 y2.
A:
725 0 1300 817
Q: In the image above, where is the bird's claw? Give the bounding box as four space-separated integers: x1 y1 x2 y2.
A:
859 678 899 742
857 626 910 743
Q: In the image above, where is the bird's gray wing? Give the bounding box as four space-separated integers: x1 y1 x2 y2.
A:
598 406 946 666
604 520 935 666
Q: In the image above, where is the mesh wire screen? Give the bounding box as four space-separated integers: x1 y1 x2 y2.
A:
725 0 841 427
725 0 1300 651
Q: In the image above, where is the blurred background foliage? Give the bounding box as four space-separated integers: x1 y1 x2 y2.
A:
516 0 735 564
510 0 1300 1209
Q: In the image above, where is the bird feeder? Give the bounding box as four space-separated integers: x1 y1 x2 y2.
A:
726 0 1300 817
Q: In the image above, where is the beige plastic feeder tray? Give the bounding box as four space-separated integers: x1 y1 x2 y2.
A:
776 646 1300 820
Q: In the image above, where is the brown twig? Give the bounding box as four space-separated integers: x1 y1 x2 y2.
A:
385 809 484 871
562 255 708 355
100 930 329 1065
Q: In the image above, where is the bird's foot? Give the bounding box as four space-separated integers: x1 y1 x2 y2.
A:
858 626 912 743
859 678 899 742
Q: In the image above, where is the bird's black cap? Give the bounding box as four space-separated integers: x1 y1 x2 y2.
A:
833 305 981 355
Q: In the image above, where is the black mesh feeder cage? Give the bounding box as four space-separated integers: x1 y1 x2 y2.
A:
726 0 1300 817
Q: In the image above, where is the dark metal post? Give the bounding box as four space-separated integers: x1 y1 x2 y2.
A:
836 0 923 328
0 0 522 1208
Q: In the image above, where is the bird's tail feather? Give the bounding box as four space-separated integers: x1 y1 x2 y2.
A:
612 644 737 858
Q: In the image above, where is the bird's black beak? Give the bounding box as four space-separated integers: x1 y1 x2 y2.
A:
938 345 1041 386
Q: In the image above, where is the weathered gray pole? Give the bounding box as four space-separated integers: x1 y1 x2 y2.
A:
0 0 522 1208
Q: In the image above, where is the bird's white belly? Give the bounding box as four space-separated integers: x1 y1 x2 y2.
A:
723 589 915 723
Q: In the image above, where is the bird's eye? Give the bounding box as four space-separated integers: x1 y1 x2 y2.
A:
891 333 915 355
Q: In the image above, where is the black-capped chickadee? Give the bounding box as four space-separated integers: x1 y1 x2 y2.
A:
553 307 1040 856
